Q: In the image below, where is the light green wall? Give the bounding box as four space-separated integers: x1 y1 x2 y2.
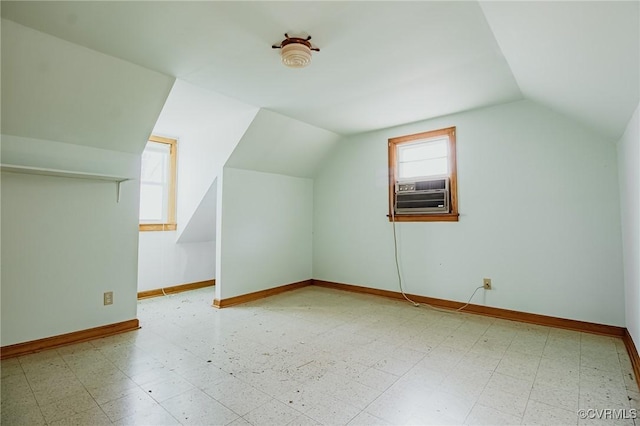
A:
618 102 640 346
1 136 140 346
0 16 172 346
313 100 625 326
217 168 313 300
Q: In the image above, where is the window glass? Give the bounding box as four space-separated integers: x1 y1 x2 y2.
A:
139 136 177 230
139 184 165 222
397 139 448 179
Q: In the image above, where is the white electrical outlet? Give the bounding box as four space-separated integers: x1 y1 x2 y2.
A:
483 278 492 290
104 291 113 305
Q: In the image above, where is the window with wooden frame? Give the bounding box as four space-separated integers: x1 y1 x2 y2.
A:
388 126 458 222
139 135 177 231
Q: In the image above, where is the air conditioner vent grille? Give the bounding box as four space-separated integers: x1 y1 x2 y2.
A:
415 180 446 191
395 177 449 214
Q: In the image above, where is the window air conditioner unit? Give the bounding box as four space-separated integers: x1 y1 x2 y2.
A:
395 177 449 214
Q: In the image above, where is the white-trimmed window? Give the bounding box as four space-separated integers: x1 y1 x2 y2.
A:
139 135 177 231
388 126 458 222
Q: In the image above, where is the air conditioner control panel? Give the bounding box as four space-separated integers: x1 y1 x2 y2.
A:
398 183 416 192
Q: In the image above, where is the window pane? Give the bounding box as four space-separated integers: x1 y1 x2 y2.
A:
141 152 165 183
141 143 169 184
399 157 448 179
398 139 447 162
139 137 177 228
140 183 164 222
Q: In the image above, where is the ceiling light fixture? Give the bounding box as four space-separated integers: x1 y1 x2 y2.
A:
272 33 320 68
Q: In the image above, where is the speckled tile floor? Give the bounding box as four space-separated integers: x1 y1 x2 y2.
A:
1 286 638 425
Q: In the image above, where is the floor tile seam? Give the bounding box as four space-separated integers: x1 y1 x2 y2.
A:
239 397 306 425
38 389 107 425
520 398 576 425
577 388 634 407
356 360 432 420
5 361 32 386
47 382 113 426
0 388 45 420
0 367 28 384
528 385 579 413
19 362 54 421
532 372 580 410
114 360 168 387
460 361 511 425
329 368 398 404
438 335 480 374
466 401 525 425
178 375 224 396
144 379 199 405
580 353 625 369
307 318 354 339
508 344 545 422
175 347 224 373
329 407 362 426
370 351 428 377
282 413 315 426
67 363 124 385
441 360 497 387
141 404 184 426
92 360 177 420
302 370 382 401
282 391 362 426
578 385 629 398
580 342 622 353
509 329 550 354
357 394 398 425
539 331 582 369
353 409 390 426
579 367 627 387
204 371 288 406
529 336 549 375
99 386 163 424
355 369 403 397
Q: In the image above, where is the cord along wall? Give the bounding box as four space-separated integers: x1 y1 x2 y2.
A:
312 99 625 327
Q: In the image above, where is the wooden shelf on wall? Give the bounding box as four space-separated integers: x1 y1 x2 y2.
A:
0 163 133 202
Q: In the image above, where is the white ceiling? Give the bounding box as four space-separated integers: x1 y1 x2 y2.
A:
1 1 638 140
480 1 639 141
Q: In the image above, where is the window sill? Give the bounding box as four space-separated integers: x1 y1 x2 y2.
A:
139 223 177 232
387 213 459 222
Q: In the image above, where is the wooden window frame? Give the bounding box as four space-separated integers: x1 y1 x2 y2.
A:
388 126 459 222
139 135 177 232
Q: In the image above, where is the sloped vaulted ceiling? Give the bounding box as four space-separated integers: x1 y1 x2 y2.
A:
1 1 638 142
1 1 521 137
1 19 174 154
225 109 341 179
480 1 639 140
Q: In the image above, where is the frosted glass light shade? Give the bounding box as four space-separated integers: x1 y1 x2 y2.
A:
281 43 312 68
